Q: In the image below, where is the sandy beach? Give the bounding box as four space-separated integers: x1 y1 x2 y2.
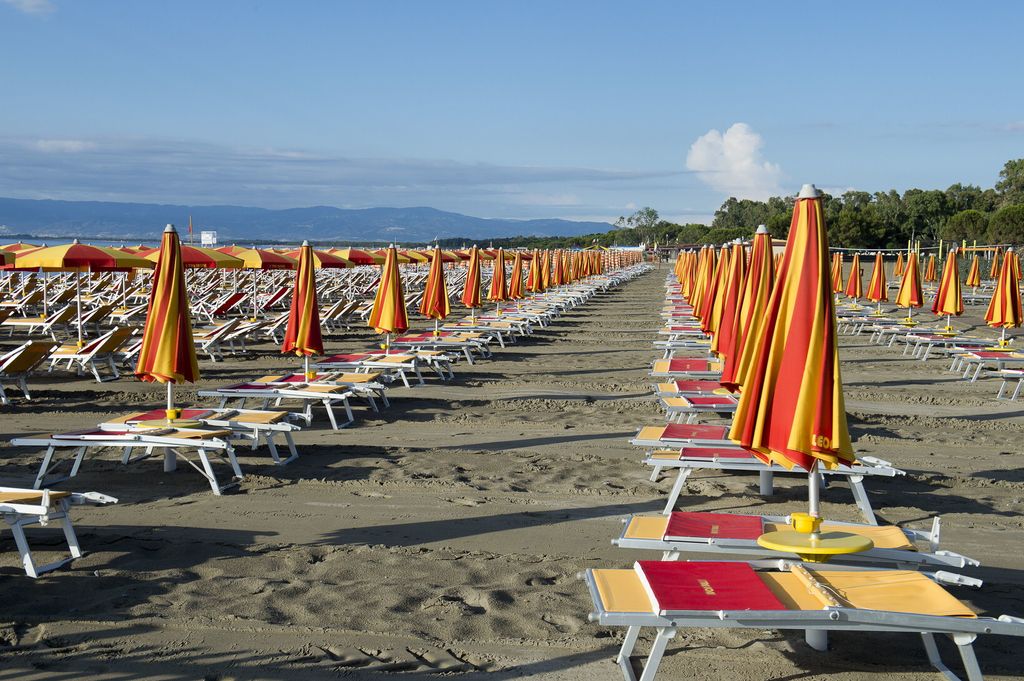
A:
1 268 1023 681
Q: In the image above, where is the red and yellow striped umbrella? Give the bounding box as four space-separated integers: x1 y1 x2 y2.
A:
830 251 844 293
331 248 381 265
540 250 552 290
895 251 925 321
699 245 729 334
990 247 1002 280
923 254 937 283
487 247 508 303
984 248 1022 346
560 250 572 284
866 252 887 304
141 244 244 269
964 254 981 288
550 250 564 287
711 242 746 357
844 253 863 301
367 244 409 345
374 248 412 265
526 249 543 293
419 247 451 326
894 252 905 277
931 248 963 328
721 227 773 391
284 248 353 269
691 246 716 317
282 241 323 377
216 246 296 269
135 225 199 419
729 184 853 474
508 251 524 300
461 245 483 314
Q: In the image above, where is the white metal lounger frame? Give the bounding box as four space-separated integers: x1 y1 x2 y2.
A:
582 566 1024 681
1 487 117 577
12 430 242 495
612 514 978 572
638 447 900 525
198 386 355 430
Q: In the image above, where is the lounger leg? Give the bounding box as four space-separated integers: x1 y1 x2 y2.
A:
324 401 339 430
616 625 642 670
921 632 982 681
414 365 425 385
639 628 676 681
1013 378 1024 401
164 448 178 472
59 511 83 559
10 522 40 578
399 370 411 389
196 448 222 495
997 379 1008 399
19 377 30 400
0 384 7 406
283 432 299 462
264 433 282 463
34 445 56 489
759 470 774 496
342 398 354 424
649 465 662 482
662 469 691 515
805 629 828 652
848 475 878 525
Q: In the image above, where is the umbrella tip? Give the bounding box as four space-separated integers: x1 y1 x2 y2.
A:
164 224 176 233
72 238 79 244
797 184 821 199
755 224 768 234
301 240 309 247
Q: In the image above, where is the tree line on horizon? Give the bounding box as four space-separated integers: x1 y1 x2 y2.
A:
466 159 1024 251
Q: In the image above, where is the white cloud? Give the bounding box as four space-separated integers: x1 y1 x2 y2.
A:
34 139 97 153
2 0 54 15
685 122 783 200
624 201 637 210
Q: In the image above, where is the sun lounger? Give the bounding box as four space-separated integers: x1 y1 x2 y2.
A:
1 486 117 577
612 511 978 572
254 371 389 412
193 318 241 361
12 426 242 495
48 326 136 382
584 560 1024 681
649 358 722 378
631 425 902 524
102 407 301 465
652 380 728 396
950 349 1024 382
316 351 453 386
0 340 57 405
197 382 356 430
2 304 76 340
659 394 739 423
390 332 490 364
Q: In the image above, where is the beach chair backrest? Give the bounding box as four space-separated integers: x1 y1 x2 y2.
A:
261 287 289 310
96 326 136 354
48 304 77 325
213 292 245 316
0 340 56 376
0 309 11 325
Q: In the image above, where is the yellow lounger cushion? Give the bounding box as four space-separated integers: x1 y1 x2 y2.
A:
592 569 655 613
649 449 682 460
0 490 71 504
636 426 668 442
762 522 915 551
622 516 670 540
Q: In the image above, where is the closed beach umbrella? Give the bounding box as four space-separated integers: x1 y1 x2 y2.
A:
924 254 938 283
135 225 199 422
866 251 888 316
419 246 451 333
540 250 551 290
721 226 773 392
508 251 524 301
550 251 564 287
487 247 508 307
990 247 1002 280
691 246 716 318
984 248 1022 347
830 252 844 293
711 241 746 357
699 245 729 334
964 254 981 289
729 184 854 539
461 245 483 320
526 249 543 293
895 251 925 323
894 252 905 277
931 248 963 331
282 241 324 378
844 253 863 303
367 244 409 351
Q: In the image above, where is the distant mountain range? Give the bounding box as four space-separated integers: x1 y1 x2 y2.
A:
0 197 612 244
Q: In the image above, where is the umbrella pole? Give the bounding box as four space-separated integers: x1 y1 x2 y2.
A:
252 270 258 321
434 318 439 336
1001 327 1008 347
41 268 47 318
165 381 176 421
75 272 83 347
304 353 312 380
385 332 390 355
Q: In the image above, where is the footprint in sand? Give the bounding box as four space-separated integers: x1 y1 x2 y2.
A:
353 491 392 499
446 497 484 507
542 612 582 634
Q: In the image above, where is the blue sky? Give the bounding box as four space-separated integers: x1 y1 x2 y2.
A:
2 1 1023 224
